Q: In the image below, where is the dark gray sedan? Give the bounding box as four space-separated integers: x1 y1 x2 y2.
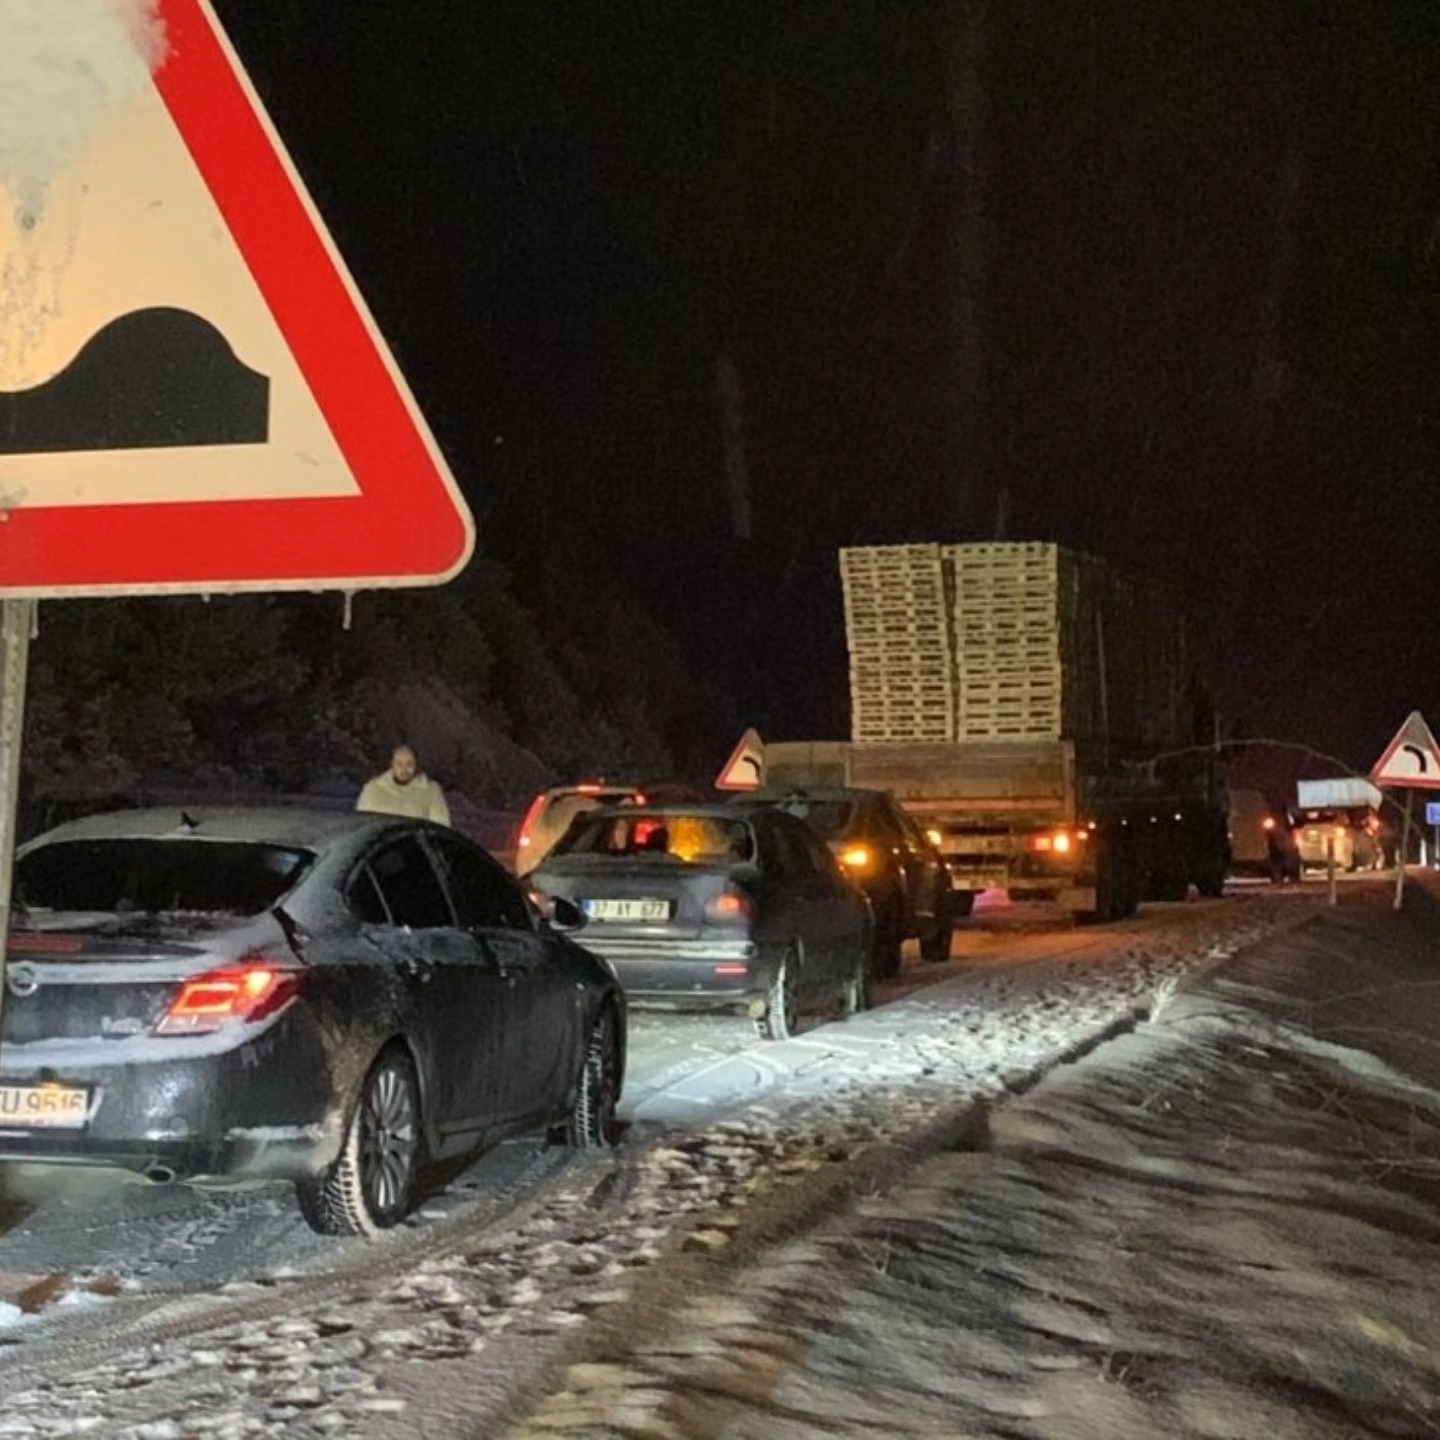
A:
530 805 872 1039
0 807 624 1235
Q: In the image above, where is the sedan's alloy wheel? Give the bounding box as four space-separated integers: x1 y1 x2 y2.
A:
756 949 799 1041
567 1006 620 1147
297 1047 421 1236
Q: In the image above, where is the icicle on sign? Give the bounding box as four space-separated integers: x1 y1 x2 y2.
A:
0 0 475 597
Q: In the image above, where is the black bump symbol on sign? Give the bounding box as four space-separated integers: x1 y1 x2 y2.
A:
0 307 270 455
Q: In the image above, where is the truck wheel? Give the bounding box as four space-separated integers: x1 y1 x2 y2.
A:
948 890 977 919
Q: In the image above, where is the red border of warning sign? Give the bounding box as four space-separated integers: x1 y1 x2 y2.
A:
1370 712 1440 790
0 0 474 596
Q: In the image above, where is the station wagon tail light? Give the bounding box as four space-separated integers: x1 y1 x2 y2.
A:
156 960 303 1036
840 844 874 871
705 888 755 925
516 792 548 851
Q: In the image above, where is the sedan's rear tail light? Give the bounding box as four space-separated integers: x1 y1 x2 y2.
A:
704 887 755 925
155 958 304 1036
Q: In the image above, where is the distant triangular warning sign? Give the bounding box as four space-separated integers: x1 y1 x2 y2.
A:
0 0 473 597
716 729 765 791
1371 711 1440 789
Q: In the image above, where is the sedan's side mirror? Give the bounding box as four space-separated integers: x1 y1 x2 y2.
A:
548 896 587 933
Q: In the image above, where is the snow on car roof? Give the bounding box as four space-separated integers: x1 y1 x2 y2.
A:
21 806 406 852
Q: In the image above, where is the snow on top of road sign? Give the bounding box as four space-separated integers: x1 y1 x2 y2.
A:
0 0 166 225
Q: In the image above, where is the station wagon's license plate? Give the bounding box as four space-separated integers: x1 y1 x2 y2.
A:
583 897 671 923
0 1084 92 1129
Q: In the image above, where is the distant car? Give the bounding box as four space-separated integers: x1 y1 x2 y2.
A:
530 804 872 1040
1289 806 1386 873
731 787 956 976
514 783 648 875
1 807 624 1236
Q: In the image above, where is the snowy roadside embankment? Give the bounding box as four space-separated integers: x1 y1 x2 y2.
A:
0 893 1326 1438
504 882 1439 1440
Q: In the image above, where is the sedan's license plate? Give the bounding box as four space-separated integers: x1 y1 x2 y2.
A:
0 1084 91 1129
584 898 670 922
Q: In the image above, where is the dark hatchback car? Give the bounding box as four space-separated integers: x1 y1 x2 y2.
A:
1 808 625 1235
530 805 871 1040
733 788 956 976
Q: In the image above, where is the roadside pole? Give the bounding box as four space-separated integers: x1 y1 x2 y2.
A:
1325 832 1337 907
0 599 35 1036
1393 789 1413 912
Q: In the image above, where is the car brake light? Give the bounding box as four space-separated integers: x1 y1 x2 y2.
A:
1053 831 1072 854
516 792 548 849
156 959 303 1036
705 888 755 925
576 783 604 795
840 844 873 871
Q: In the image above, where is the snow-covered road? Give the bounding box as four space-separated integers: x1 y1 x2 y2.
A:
0 888 1335 1437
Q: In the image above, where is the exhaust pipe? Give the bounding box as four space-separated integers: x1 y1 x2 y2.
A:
143 1163 177 1185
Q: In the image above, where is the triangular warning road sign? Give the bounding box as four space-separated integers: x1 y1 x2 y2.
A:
716 729 765 791
0 0 473 597
1371 711 1440 790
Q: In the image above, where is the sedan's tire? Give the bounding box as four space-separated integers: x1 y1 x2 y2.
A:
841 945 870 1017
920 899 953 964
871 898 904 980
756 949 799 1041
297 1045 421 1237
567 1005 621 1148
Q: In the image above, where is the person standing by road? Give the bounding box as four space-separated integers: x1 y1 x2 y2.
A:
355 744 451 825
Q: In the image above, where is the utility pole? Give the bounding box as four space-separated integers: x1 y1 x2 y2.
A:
0 599 35 1035
942 0 989 538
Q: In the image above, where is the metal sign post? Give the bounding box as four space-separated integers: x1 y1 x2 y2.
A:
1393 789 1413 911
0 599 35 1036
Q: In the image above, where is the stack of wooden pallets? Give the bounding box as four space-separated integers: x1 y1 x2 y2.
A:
839 544 954 742
840 542 1194 748
949 542 1064 739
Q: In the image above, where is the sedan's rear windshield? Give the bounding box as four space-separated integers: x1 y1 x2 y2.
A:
554 813 755 865
15 840 314 917
772 799 856 841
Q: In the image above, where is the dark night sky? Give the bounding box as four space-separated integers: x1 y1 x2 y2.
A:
214 1 1439 790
